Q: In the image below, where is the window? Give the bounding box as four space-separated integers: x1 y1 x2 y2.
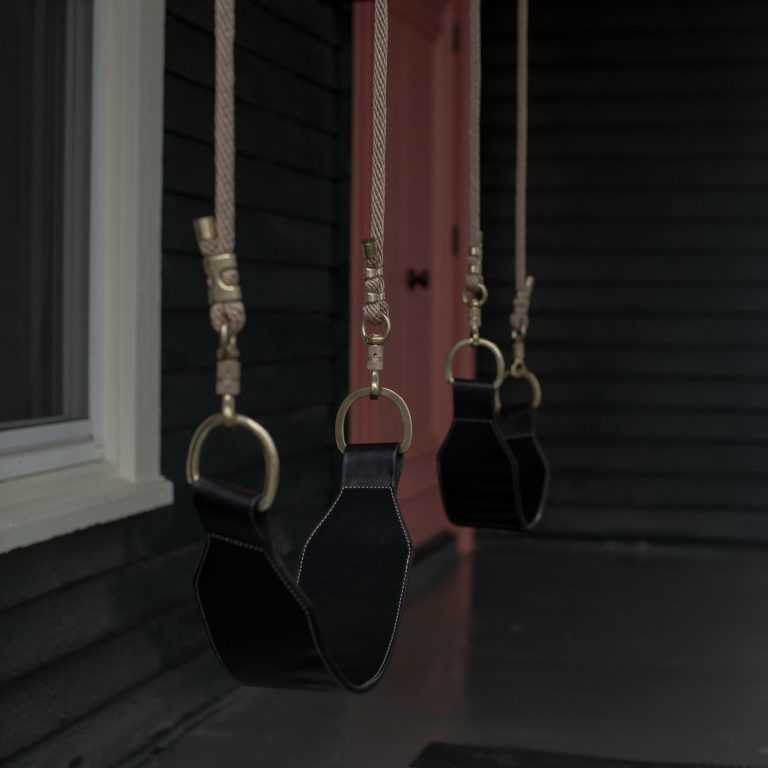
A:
0 0 173 552
0 0 93 479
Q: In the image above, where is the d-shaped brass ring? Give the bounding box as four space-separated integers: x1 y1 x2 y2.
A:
335 386 412 454
508 364 543 410
186 413 280 512
444 337 506 390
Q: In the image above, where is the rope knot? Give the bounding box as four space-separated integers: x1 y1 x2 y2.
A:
510 274 535 336
362 237 389 326
464 242 485 292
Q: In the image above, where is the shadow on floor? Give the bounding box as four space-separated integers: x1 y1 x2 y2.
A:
143 537 768 768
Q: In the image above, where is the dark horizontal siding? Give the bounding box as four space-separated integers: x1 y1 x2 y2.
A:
481 0 768 542
0 2 350 766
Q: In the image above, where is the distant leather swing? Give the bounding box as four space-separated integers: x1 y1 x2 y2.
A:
438 0 549 531
187 0 412 693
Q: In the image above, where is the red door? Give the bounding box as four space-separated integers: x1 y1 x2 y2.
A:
349 0 473 549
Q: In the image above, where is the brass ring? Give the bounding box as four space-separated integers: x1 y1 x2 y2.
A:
444 337 506 390
334 386 412 454
186 413 280 512
361 313 392 344
508 365 543 410
461 283 488 307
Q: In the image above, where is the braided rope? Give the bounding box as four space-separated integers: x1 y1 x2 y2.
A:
465 0 483 293
200 0 244 335
364 0 389 326
510 0 531 334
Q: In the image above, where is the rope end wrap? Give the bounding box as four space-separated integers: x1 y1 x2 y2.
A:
193 214 246 424
360 237 391 396
361 237 389 326
463 239 486 339
510 274 535 338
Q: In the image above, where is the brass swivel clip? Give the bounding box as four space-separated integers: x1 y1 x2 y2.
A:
216 323 241 425
193 215 245 426
361 238 390 400
334 237 413 456
462 243 487 345
508 276 542 408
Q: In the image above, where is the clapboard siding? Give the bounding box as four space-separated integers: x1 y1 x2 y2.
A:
0 2 350 766
482 0 768 541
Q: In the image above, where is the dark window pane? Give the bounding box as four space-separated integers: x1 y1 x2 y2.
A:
0 0 91 429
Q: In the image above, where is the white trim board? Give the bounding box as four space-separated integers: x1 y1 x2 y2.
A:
0 0 173 554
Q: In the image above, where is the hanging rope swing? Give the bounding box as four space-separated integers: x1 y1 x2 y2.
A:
186 0 413 693
438 0 549 531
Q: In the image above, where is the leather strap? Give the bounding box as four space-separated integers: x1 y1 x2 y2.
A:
437 379 548 530
192 443 412 693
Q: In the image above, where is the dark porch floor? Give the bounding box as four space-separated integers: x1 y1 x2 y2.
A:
145 537 768 768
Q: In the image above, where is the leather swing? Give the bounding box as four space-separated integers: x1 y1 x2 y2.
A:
437 0 549 531
186 0 413 693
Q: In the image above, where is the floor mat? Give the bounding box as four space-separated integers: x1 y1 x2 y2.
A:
410 742 748 768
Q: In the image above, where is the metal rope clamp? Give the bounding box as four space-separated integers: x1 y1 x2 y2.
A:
185 215 280 512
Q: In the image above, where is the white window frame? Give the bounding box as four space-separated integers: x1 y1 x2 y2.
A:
0 0 173 554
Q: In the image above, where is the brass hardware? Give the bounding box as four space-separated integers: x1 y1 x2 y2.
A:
335 386 412 454
214 322 242 422
468 306 482 342
193 216 243 305
216 359 241 396
186 412 280 511
370 370 381 398
355 235 410 443
193 215 217 243
508 359 543 410
361 237 380 262
461 283 488 307
203 252 242 304
445 337 506 390
509 275 535 339
445 336 505 411
361 314 392 345
406 269 430 289
218 323 238 358
367 342 384 371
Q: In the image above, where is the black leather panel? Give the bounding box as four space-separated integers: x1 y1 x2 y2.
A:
191 444 411 693
437 379 548 530
299 443 411 690
497 403 549 529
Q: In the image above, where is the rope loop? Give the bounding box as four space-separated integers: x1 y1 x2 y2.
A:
362 0 391 395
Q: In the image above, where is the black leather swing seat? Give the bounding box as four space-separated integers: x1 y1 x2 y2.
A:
192 443 412 693
437 379 549 530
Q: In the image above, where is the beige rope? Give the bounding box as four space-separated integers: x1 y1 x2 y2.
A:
465 0 483 293
363 0 389 327
510 0 532 335
198 0 245 335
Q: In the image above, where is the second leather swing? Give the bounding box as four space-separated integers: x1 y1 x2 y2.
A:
186 0 412 693
438 0 549 531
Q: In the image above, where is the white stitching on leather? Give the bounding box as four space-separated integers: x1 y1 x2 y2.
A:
296 483 412 687
195 534 326 683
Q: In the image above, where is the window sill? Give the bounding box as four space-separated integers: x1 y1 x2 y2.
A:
0 462 174 554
